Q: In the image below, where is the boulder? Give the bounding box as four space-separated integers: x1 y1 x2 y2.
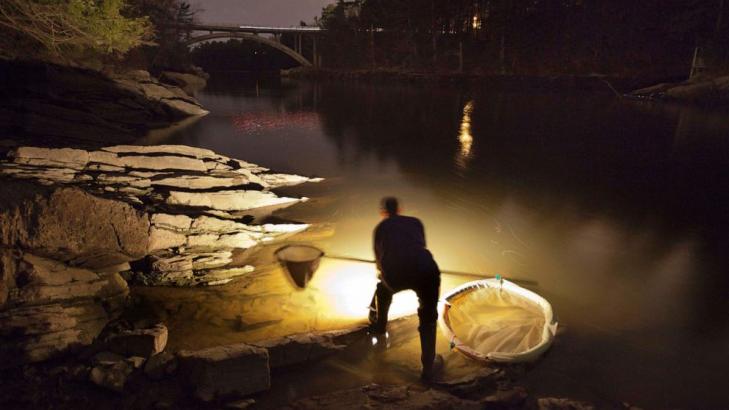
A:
11 253 127 306
107 323 168 357
0 296 127 366
177 343 270 401
144 351 177 380
0 251 128 366
89 361 134 393
0 180 150 269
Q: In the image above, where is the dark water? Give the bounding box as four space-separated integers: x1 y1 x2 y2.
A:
159 74 729 409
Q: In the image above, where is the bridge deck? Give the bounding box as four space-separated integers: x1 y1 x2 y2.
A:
174 23 324 35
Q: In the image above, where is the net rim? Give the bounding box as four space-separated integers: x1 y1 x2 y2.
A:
438 278 558 363
274 244 325 263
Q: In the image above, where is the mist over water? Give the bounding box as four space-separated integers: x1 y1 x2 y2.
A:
161 73 729 408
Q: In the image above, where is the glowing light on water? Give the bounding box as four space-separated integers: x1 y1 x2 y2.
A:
456 100 475 169
307 259 420 321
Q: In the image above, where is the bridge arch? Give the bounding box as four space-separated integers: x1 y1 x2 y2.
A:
185 32 312 66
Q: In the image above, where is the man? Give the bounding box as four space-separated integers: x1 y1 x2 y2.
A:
369 196 443 380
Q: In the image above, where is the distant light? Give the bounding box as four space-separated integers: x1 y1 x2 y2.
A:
472 15 480 30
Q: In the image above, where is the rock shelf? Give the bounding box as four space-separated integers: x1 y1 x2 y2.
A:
0 144 321 365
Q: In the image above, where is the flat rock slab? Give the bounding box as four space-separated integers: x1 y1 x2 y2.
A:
251 326 367 369
107 324 168 357
177 343 270 401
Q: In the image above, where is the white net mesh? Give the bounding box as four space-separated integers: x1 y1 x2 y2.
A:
447 287 545 355
442 279 557 362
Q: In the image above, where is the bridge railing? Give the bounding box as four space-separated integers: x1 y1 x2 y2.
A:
169 22 324 35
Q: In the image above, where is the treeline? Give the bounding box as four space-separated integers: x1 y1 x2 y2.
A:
318 0 729 78
0 0 197 73
190 40 300 72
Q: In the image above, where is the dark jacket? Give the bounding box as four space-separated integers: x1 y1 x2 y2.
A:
373 215 439 288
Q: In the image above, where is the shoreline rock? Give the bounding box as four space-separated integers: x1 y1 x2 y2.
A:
0 60 209 148
0 251 128 366
0 144 320 286
630 74 729 105
0 144 322 366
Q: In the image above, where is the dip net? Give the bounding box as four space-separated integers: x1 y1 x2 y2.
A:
440 279 558 363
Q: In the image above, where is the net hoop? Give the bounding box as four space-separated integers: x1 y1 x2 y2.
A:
438 278 558 363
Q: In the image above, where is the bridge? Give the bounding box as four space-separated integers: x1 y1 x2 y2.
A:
169 23 325 67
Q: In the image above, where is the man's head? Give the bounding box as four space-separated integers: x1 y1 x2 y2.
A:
380 196 400 217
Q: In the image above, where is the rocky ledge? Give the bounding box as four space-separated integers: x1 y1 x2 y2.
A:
0 60 209 148
0 144 321 365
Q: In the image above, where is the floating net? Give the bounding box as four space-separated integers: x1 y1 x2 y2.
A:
439 278 558 363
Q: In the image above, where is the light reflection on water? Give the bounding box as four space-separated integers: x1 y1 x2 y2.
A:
158 74 729 408
456 99 474 169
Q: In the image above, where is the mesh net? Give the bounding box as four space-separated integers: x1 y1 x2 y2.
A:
446 285 546 356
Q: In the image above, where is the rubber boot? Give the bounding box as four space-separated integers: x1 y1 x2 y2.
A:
419 322 443 381
368 283 392 335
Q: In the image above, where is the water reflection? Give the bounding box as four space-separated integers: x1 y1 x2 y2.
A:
456 100 475 169
232 111 320 134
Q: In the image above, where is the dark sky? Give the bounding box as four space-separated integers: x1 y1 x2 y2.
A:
191 0 335 26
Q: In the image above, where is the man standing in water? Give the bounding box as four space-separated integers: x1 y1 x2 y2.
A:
369 196 443 380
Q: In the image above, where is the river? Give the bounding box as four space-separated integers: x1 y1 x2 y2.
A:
155 73 729 409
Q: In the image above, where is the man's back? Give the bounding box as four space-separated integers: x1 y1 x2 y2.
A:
374 215 435 283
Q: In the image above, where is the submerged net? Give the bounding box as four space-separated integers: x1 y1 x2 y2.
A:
440 279 557 363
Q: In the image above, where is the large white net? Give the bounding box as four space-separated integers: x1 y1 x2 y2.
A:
440 279 557 363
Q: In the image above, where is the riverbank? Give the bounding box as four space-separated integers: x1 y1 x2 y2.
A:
282 67 683 94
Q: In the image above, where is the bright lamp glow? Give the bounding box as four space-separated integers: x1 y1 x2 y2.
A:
306 259 420 321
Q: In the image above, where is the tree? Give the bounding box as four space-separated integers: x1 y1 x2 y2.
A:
125 0 198 71
0 0 153 61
